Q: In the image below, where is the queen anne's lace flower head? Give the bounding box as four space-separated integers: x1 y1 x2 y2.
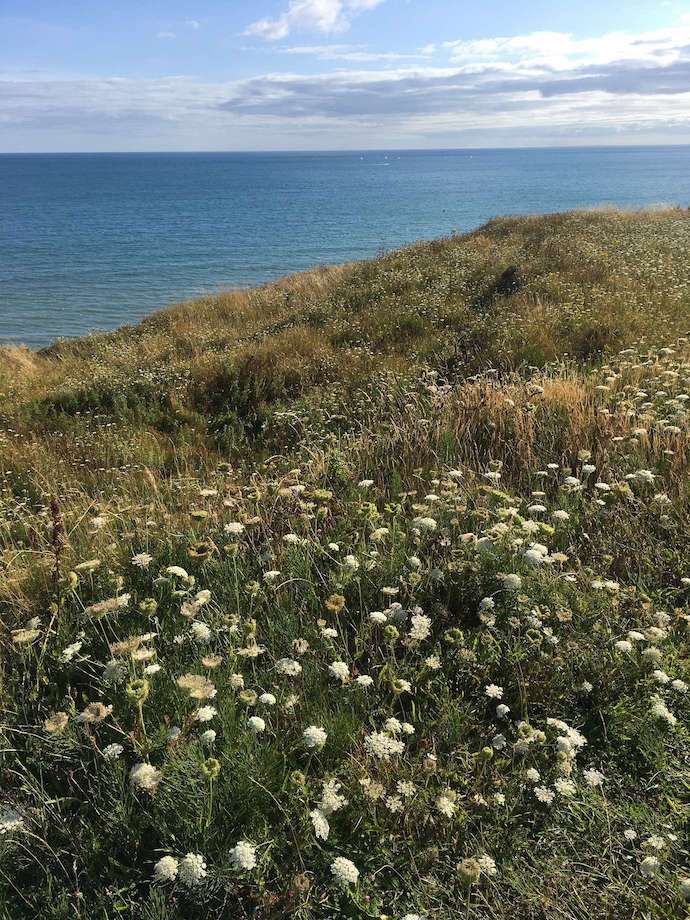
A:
275 657 302 676
330 856 359 886
103 743 124 761
302 725 327 750
310 808 330 839
153 855 178 882
195 705 217 722
364 731 405 760
129 762 162 793
583 768 605 788
178 852 207 886
328 661 350 683
247 716 266 734
229 840 257 871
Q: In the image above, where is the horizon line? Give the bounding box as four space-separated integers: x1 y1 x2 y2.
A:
3 141 690 156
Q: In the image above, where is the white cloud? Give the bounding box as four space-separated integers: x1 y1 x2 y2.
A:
444 25 690 70
282 43 424 61
186 20 201 30
246 0 386 42
156 31 177 40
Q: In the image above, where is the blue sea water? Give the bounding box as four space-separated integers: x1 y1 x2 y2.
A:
1 146 689 347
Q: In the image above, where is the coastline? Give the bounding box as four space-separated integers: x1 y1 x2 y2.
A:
3 145 689 348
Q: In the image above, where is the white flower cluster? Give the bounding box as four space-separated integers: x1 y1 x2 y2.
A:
229 840 257 871
364 730 406 761
129 762 162 793
178 852 207 886
302 725 327 750
330 856 359 886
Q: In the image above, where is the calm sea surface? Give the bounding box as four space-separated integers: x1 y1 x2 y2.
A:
1 147 689 347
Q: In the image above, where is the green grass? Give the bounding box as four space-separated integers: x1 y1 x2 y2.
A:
0 208 689 919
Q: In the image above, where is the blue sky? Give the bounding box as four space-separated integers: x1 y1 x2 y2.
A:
2 0 690 150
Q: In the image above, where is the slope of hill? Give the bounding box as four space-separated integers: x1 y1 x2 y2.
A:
1 209 689 920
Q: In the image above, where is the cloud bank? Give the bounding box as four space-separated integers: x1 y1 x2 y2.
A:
245 0 386 42
2 24 690 150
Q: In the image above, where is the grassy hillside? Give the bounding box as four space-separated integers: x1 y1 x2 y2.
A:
1 208 689 919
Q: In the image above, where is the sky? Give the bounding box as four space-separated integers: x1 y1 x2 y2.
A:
2 0 690 151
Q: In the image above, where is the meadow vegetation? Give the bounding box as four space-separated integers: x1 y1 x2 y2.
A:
1 208 689 919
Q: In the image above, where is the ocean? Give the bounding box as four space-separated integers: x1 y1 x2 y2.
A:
1 146 689 347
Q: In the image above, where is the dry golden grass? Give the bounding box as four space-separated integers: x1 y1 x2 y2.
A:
1 207 689 514
0 345 44 380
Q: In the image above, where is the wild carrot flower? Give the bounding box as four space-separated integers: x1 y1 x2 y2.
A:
328 661 350 683
477 854 498 876
303 725 327 750
456 857 481 885
59 641 83 663
229 841 257 871
131 553 153 569
435 789 457 817
177 673 216 700
153 855 178 882
318 779 346 815
129 763 162 793
330 856 359 886
535 786 555 805
103 743 124 760
85 595 130 618
364 731 405 760
178 853 207 886
224 522 245 536
409 613 432 642
195 706 217 722
501 574 522 592
77 702 113 724
310 809 330 840
191 622 212 643
275 658 302 676
166 565 189 579
583 768 605 788
650 694 677 726
555 778 577 796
